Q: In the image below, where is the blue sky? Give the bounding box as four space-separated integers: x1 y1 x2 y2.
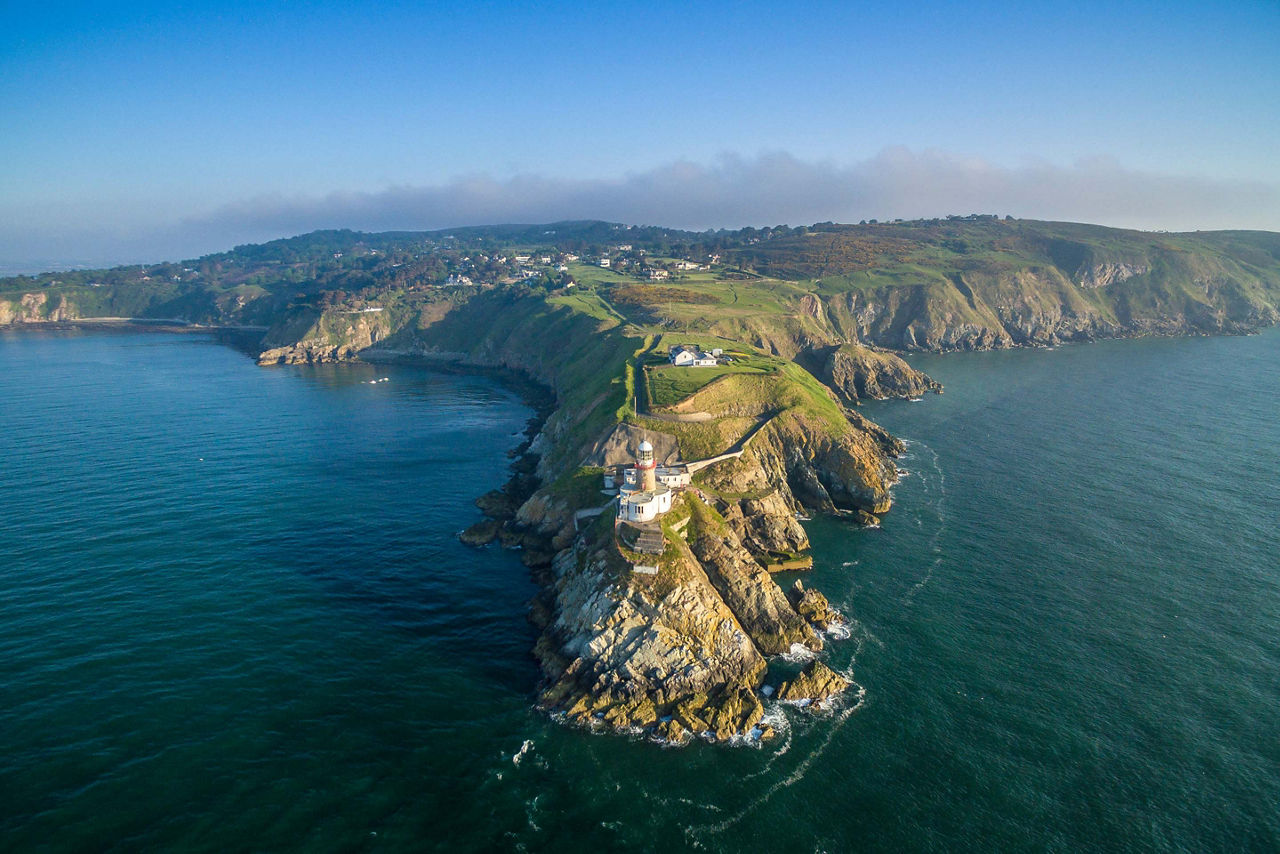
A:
2 0 1279 267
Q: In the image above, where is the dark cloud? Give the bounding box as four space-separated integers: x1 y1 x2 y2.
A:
5 148 1279 270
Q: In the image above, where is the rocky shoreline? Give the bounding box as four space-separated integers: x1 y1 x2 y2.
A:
445 365 898 743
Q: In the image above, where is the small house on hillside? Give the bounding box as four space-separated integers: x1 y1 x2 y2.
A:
668 344 719 367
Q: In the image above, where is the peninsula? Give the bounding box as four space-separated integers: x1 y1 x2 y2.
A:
6 217 1280 741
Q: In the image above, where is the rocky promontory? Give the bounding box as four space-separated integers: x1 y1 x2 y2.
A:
808 343 942 401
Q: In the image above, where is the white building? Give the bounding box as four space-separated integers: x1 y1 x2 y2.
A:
599 258 611 268
617 441 674 523
668 344 719 367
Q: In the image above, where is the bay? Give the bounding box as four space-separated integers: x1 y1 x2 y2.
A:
2 327 1278 852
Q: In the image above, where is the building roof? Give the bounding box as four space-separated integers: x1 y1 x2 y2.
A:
638 440 653 452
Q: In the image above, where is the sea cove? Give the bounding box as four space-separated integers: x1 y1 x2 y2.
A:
2 328 1278 851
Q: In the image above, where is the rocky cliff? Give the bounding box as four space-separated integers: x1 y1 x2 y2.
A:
257 308 395 365
805 343 942 401
0 292 78 324
530 481 857 742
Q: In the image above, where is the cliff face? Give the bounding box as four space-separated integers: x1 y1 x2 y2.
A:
257 309 395 365
813 248 1280 352
806 343 942 401
531 479 859 742
693 410 902 518
534 529 770 741
0 292 78 324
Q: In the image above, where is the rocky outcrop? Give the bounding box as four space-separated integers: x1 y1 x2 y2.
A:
0 293 78 324
1076 262 1148 289
689 524 819 656
698 411 901 518
535 537 768 741
788 581 843 630
257 342 365 365
721 490 810 557
257 311 391 365
777 660 849 703
810 343 941 401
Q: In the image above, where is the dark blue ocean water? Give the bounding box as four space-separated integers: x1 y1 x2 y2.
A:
2 328 1278 852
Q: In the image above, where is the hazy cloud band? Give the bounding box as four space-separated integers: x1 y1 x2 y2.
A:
5 148 1279 270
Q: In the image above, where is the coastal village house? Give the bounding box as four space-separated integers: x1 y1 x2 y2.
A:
668 344 720 367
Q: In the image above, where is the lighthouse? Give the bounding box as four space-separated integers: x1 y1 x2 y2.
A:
636 440 657 492
617 438 678 524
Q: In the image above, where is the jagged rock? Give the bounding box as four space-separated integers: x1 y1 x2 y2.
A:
815 343 942 401
475 490 519 519
696 412 901 519
788 580 842 630
777 660 849 703
854 509 880 526
1076 262 1148 289
732 491 809 556
520 548 557 568
459 519 502 546
537 539 768 741
527 594 555 631
514 492 573 539
654 718 688 744
0 292 78 324
690 526 820 655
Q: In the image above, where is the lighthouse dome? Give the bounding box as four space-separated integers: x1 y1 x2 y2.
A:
638 440 653 453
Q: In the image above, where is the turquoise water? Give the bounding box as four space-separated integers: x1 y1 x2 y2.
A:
2 328 1278 851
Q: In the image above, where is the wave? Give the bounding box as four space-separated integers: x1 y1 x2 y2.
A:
779 642 817 663
686 681 868 840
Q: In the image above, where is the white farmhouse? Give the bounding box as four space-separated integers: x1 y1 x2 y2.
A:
668 344 719 367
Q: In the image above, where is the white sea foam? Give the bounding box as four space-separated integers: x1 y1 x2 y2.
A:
822 621 853 641
688 683 868 840
779 642 816 663
512 739 534 766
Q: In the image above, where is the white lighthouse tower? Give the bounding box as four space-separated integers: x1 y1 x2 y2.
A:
636 439 657 492
617 438 673 523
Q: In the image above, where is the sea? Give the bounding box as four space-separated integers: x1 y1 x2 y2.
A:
1 327 1277 852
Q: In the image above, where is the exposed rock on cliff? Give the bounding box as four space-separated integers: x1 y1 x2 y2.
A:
720 491 810 557
535 535 768 741
788 581 843 631
697 411 902 518
688 521 820 656
0 292 78 324
1076 262 1148 289
257 310 392 365
808 343 941 401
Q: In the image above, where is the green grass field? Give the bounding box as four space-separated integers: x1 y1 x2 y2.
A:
644 352 775 409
